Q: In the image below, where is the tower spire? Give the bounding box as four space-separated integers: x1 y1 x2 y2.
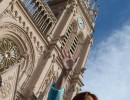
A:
96 5 99 14
91 0 97 10
94 5 99 22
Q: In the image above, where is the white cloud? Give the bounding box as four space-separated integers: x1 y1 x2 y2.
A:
82 22 130 100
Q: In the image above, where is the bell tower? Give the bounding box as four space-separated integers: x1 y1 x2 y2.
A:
45 0 99 99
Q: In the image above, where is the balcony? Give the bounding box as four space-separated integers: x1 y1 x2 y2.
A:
21 0 57 35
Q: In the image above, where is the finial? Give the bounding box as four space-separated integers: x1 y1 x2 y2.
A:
96 5 100 11
95 5 99 16
94 5 99 22
91 0 97 10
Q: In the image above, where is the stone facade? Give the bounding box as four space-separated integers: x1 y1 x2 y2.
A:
0 0 98 100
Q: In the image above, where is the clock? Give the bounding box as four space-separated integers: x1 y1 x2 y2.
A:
77 17 85 30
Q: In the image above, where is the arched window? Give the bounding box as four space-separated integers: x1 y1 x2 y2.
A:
73 32 85 59
60 21 80 56
69 36 79 54
61 30 85 61
61 25 72 49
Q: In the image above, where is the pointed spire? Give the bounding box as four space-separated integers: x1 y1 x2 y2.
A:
94 5 99 22
91 0 97 10
96 5 99 15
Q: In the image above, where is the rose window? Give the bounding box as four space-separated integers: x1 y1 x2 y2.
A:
0 38 20 71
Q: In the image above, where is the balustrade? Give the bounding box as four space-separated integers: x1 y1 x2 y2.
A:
22 0 56 35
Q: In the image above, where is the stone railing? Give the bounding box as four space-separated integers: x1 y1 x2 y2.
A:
21 0 57 35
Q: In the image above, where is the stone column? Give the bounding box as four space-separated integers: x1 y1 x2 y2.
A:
21 51 52 98
75 34 93 72
49 3 76 41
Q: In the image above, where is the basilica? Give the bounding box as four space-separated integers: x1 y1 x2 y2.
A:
0 0 98 100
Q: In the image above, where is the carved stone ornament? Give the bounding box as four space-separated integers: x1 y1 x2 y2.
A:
0 23 34 75
0 38 20 71
0 10 14 22
0 80 11 98
0 23 35 90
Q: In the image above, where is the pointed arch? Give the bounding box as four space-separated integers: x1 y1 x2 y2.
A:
0 22 35 90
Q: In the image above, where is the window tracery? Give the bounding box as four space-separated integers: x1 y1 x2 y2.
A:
0 38 20 71
61 25 72 49
69 36 79 54
61 25 80 56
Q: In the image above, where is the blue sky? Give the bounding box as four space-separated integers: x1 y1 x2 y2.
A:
83 0 130 100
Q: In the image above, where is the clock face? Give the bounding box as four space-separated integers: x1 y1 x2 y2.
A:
77 17 85 30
